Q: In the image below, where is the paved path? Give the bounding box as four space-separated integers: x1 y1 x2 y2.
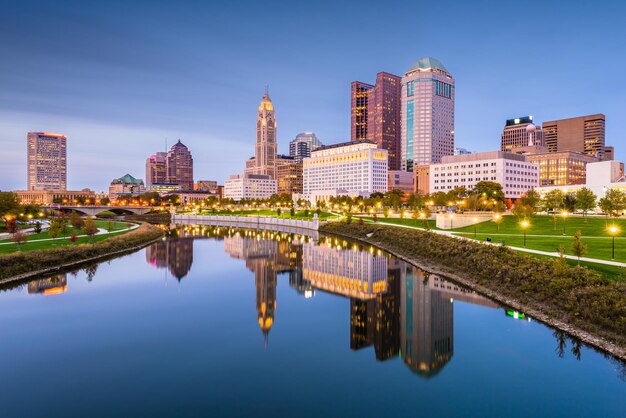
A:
0 224 139 246
360 218 626 268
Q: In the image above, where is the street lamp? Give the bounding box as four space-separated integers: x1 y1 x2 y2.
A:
473 217 478 238
561 210 568 235
449 213 454 229
494 213 502 232
521 220 530 247
609 225 619 260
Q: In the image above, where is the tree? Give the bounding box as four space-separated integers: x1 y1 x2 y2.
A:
276 207 282 217
5 218 18 234
69 233 78 243
70 212 84 229
384 190 404 210
543 189 565 231
383 207 390 218
12 230 27 251
520 189 541 212
421 208 432 230
512 204 531 220
570 230 587 265
48 220 61 240
598 188 626 218
473 181 504 202
0 192 21 217
345 212 352 224
290 207 295 217
33 221 42 234
83 217 98 242
563 192 578 213
575 187 597 221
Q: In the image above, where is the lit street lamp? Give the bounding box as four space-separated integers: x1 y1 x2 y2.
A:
521 220 530 246
449 213 454 229
609 225 619 260
494 213 502 232
561 210 568 235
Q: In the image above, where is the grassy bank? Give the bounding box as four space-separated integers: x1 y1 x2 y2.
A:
0 223 164 282
321 222 626 356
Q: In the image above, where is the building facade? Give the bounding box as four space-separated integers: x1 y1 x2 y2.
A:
247 90 277 179
401 57 455 171
224 174 277 201
108 174 145 200
526 151 600 186
500 116 545 152
429 151 539 199
300 140 388 203
542 114 608 158
167 140 194 190
16 189 96 205
27 132 67 191
276 155 303 195
414 164 431 195
351 72 402 170
289 132 323 164
146 152 167 188
388 170 414 194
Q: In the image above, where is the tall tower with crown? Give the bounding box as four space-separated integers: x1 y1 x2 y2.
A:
254 87 277 179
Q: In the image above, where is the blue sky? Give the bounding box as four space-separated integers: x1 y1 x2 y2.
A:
1 0 625 191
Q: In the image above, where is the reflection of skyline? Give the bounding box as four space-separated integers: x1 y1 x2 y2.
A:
28 274 68 295
145 238 194 281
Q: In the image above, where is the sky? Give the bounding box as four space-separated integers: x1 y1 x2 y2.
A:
1 0 625 192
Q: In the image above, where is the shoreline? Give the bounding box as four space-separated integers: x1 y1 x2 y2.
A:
320 223 626 362
0 223 164 286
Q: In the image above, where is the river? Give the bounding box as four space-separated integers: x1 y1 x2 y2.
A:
0 225 624 417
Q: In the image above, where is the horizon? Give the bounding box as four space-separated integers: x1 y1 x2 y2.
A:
1 0 625 192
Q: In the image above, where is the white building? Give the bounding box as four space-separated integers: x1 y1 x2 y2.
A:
430 151 539 199
223 173 277 201
536 160 626 200
299 140 388 204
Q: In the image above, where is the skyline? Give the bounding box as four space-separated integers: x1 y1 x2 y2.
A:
2 0 626 191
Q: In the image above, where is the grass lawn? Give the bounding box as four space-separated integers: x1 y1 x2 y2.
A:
196 209 338 221
0 229 130 254
361 216 438 230
0 220 130 243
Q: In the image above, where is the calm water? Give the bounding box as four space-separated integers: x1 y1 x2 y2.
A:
0 226 624 418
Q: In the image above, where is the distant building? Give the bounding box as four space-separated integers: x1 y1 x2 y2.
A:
15 189 96 205
401 57 455 171
299 139 388 204
149 183 180 195
276 155 303 195
542 114 609 158
429 151 539 199
146 152 167 188
454 147 471 155
289 132 323 164
194 180 219 193
414 165 431 195
174 190 219 205
501 116 545 153
245 90 277 179
167 140 194 190
351 72 402 170
526 151 600 186
224 174 277 201
27 132 67 191
109 174 145 200
388 170 414 194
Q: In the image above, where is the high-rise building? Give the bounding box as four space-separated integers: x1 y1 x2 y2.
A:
401 57 455 171
276 155 303 195
526 151 600 186
350 72 402 170
289 132 323 164
145 152 167 188
542 114 607 158
249 89 277 179
501 116 545 152
167 140 194 190
224 174 277 201
27 132 67 191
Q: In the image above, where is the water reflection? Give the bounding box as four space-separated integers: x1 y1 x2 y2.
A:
27 274 68 295
157 226 499 377
146 237 194 281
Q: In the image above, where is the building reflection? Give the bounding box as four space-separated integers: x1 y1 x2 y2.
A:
145 238 194 281
28 274 68 295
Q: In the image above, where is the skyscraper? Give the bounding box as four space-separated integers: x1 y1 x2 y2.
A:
350 73 402 170
289 132 323 164
27 132 67 190
145 151 167 188
500 116 545 152
252 89 277 179
167 140 194 190
542 114 608 158
401 57 455 171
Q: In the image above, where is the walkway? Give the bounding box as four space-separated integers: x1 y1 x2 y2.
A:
0 224 139 246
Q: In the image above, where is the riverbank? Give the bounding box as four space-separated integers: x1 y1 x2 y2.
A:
0 223 164 285
320 222 626 361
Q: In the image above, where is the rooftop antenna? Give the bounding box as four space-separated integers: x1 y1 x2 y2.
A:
165 137 168 152
265 84 269 96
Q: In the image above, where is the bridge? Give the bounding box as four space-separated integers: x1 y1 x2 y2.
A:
59 205 160 216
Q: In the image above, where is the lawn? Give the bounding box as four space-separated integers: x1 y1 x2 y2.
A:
0 220 130 243
0 229 130 254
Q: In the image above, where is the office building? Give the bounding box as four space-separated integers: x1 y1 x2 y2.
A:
27 132 67 191
401 57 455 171
351 72 402 170
289 132 323 164
246 89 277 179
108 174 145 200
224 174 277 201
167 140 194 190
414 164 431 195
429 151 539 199
542 114 609 158
16 189 96 205
194 180 218 193
299 140 388 204
145 152 167 188
388 170 414 194
454 147 471 155
276 155 303 195
526 151 600 186
500 116 545 152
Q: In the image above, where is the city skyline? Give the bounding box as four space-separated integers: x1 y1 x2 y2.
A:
1 0 626 191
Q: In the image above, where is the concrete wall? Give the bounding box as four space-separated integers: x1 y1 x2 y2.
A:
435 212 494 230
172 214 320 236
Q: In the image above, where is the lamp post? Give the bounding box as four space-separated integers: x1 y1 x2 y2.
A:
494 213 501 232
609 225 619 260
561 210 568 235
449 213 454 230
473 217 478 238
521 220 529 247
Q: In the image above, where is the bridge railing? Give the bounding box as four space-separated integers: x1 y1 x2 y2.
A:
172 214 320 231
